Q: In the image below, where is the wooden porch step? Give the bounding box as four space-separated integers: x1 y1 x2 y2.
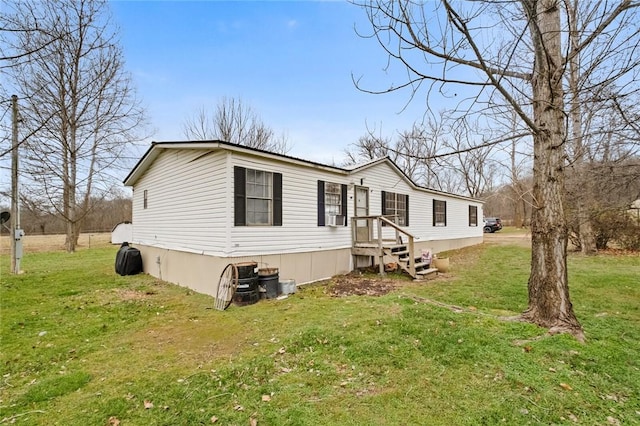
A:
385 244 407 252
398 259 430 270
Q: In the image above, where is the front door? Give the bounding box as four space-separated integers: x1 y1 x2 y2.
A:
354 186 370 242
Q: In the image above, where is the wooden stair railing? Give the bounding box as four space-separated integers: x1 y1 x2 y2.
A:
351 215 437 280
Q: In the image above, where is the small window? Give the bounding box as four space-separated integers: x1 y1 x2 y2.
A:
469 205 478 226
317 180 347 226
382 191 409 226
143 190 148 209
433 199 447 227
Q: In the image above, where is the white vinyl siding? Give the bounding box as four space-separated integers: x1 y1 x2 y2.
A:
229 155 350 255
130 147 484 256
131 149 228 253
350 161 482 242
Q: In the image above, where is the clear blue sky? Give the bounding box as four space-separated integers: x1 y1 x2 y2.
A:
110 0 431 165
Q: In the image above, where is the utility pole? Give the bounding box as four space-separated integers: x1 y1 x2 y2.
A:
11 94 24 274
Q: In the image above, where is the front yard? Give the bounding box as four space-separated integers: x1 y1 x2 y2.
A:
1 239 639 425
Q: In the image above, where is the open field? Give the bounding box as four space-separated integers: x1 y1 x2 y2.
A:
0 233 112 255
483 227 532 247
1 237 639 425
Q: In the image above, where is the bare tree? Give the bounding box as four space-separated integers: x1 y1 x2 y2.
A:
183 97 290 154
345 116 498 197
4 0 147 252
1 1 64 168
344 121 443 188
563 0 640 255
354 0 640 339
498 110 533 228
508 138 532 228
344 130 391 165
567 89 640 250
442 118 499 198
0 1 63 65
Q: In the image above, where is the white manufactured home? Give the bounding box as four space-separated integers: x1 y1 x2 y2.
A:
123 140 484 296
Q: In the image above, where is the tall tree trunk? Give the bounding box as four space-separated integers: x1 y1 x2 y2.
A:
521 0 583 340
567 0 596 255
575 184 597 254
511 138 524 228
65 134 78 252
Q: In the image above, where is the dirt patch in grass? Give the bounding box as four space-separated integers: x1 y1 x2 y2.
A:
120 315 251 368
328 273 401 297
116 288 155 300
483 229 531 247
326 245 489 297
598 248 640 257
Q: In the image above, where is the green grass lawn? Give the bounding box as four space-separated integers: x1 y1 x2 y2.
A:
1 244 639 425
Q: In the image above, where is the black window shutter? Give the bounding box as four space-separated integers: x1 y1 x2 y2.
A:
341 184 348 226
381 191 388 226
432 199 436 227
317 180 325 226
404 194 409 226
234 166 246 226
381 191 387 215
273 172 283 226
443 200 447 226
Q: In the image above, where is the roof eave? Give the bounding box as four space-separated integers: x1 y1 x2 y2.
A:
123 140 350 186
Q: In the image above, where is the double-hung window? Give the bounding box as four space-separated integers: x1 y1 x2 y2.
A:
433 199 447 226
234 166 282 226
246 169 272 225
382 191 409 226
469 205 478 226
317 180 347 226
325 182 342 217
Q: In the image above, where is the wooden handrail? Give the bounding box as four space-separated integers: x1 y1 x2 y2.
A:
351 215 416 277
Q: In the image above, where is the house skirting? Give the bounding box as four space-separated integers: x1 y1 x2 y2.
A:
134 236 482 297
136 245 352 297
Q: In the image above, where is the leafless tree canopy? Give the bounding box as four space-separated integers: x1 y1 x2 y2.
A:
3 0 147 252
353 0 640 339
344 115 499 197
0 1 63 65
183 97 291 154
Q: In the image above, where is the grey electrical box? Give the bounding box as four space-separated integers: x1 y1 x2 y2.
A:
15 229 24 259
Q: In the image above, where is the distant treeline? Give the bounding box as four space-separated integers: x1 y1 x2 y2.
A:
0 197 131 236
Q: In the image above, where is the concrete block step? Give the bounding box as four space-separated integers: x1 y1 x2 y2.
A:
415 268 439 279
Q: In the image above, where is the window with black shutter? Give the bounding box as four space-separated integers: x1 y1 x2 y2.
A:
433 199 447 226
234 166 282 226
317 180 347 226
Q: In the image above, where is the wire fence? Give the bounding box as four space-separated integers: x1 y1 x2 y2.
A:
0 231 113 255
